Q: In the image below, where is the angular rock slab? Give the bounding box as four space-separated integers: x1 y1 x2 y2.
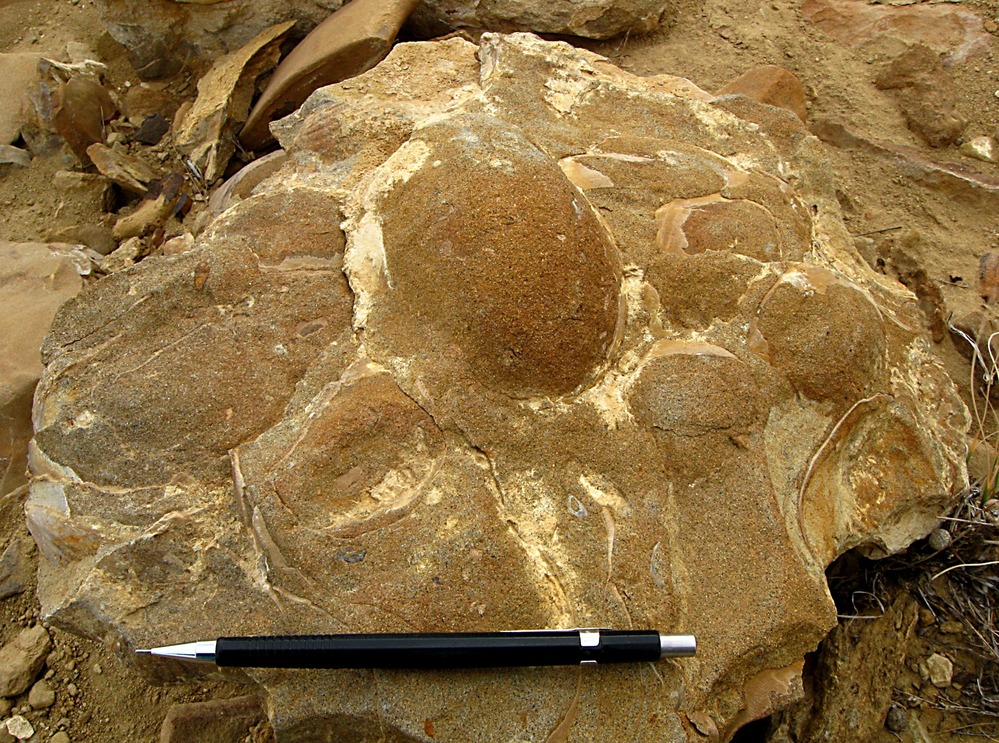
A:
1 242 84 497
29 34 967 741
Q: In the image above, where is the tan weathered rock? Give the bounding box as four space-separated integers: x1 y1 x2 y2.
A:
716 65 808 123
0 243 84 497
875 45 966 148
926 653 953 688
240 0 419 151
0 625 52 698
202 150 289 229
174 21 295 185
28 35 967 741
0 53 42 145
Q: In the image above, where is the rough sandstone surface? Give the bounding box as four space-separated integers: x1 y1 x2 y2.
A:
27 35 967 741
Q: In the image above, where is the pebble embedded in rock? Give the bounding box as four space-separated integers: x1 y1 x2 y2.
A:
28 679 56 710
0 624 52 698
926 653 953 688
3 716 33 741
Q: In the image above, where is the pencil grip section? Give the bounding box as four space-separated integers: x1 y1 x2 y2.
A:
215 631 663 668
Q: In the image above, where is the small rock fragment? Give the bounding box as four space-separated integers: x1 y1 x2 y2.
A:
939 620 963 634
927 527 951 551
885 704 907 732
0 698 10 717
51 78 117 164
50 732 70 743
0 624 52 697
132 113 169 145
926 653 953 688
122 85 179 123
716 65 808 122
101 235 144 272
4 716 33 741
86 143 160 195
112 173 186 241
240 0 419 150
874 45 966 147
28 679 56 709
44 225 116 256
0 145 31 168
159 695 270 743
960 136 998 163
0 537 33 599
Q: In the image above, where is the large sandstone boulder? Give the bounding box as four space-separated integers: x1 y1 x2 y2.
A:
96 0 670 79
27 34 967 741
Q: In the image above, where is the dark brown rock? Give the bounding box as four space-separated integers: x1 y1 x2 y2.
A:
716 65 808 123
875 45 967 148
132 113 169 145
51 78 117 164
121 85 180 122
240 0 419 151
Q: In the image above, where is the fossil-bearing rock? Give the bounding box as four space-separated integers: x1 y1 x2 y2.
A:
28 34 967 741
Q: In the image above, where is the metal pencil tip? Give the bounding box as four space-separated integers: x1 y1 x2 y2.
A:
135 649 151 654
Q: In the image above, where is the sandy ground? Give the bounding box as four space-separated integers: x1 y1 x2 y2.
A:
0 0 997 740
